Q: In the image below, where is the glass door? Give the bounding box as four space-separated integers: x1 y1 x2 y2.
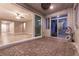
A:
35 15 41 37
51 20 57 37
58 18 67 37
51 14 67 37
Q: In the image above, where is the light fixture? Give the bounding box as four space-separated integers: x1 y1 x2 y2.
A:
16 13 24 20
41 3 51 10
50 5 54 10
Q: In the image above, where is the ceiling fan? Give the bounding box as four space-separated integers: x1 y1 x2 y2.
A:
41 3 51 10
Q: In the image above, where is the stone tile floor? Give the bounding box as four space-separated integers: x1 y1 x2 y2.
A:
0 37 78 56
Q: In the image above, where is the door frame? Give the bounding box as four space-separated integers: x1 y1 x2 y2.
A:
50 16 67 37
33 14 42 37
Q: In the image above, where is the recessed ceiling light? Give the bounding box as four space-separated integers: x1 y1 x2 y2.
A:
50 5 54 10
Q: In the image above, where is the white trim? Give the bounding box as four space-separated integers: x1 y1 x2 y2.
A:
0 36 42 49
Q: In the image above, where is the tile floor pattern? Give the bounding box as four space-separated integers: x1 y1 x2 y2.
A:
0 37 78 56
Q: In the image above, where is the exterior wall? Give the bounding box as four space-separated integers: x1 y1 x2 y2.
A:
43 8 74 37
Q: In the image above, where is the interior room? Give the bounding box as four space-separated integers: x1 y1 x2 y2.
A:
0 3 36 45
0 20 33 45
0 3 78 56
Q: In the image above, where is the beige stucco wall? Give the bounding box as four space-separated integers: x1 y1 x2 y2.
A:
43 8 74 37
